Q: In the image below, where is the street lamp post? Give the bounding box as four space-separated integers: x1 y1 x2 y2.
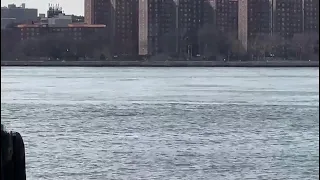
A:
175 1 179 58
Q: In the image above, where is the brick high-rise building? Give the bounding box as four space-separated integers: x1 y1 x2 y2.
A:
215 0 238 35
84 0 112 25
203 0 216 25
84 0 139 56
271 0 319 36
303 0 319 33
271 0 319 57
238 0 273 51
113 0 139 56
272 0 303 39
138 0 176 55
177 0 206 56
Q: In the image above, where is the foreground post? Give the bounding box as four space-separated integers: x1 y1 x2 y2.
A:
1 124 26 180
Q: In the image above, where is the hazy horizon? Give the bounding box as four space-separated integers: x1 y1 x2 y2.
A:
1 0 84 15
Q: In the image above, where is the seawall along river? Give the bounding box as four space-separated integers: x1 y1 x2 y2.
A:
1 60 319 67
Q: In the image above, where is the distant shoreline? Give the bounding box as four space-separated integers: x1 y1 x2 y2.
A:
1 60 319 67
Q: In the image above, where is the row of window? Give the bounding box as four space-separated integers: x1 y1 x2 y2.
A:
21 37 83 40
20 27 100 31
21 32 83 36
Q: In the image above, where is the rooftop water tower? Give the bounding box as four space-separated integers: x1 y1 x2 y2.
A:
47 4 63 18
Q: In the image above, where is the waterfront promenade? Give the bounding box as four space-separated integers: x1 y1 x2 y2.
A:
1 60 319 67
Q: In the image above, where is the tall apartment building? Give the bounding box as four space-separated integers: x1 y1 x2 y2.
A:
113 0 139 56
271 0 318 36
303 0 319 33
238 0 273 51
84 0 139 56
84 0 112 25
216 0 238 35
177 0 206 56
203 0 216 25
138 0 176 55
272 0 303 39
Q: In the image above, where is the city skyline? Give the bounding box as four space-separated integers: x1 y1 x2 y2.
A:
1 0 84 15
1 0 318 59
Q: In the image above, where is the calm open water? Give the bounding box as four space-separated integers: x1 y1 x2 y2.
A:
1 67 319 180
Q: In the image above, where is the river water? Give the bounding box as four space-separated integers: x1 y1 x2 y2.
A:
1 67 319 180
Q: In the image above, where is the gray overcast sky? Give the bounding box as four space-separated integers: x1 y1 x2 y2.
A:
1 0 84 15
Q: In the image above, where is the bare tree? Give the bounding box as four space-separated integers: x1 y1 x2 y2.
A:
198 24 219 58
197 24 235 60
290 33 319 60
1 28 21 59
230 39 246 60
248 33 282 60
159 31 178 56
84 29 111 59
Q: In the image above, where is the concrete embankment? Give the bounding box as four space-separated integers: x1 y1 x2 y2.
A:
1 60 319 67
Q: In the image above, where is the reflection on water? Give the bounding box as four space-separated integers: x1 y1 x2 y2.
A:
1 67 319 180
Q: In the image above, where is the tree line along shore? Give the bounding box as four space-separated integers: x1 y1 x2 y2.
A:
1 24 319 63
1 60 318 67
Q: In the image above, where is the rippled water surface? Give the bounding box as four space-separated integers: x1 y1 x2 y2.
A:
1 67 319 180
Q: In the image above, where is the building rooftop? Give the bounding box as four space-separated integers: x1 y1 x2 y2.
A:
17 24 41 28
17 23 106 28
1 18 16 20
68 24 106 28
1 3 36 9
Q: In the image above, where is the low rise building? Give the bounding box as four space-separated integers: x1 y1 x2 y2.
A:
1 3 37 24
40 13 72 27
17 23 106 41
1 18 16 29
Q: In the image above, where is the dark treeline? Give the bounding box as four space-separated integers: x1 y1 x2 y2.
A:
1 24 319 61
1 28 113 61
